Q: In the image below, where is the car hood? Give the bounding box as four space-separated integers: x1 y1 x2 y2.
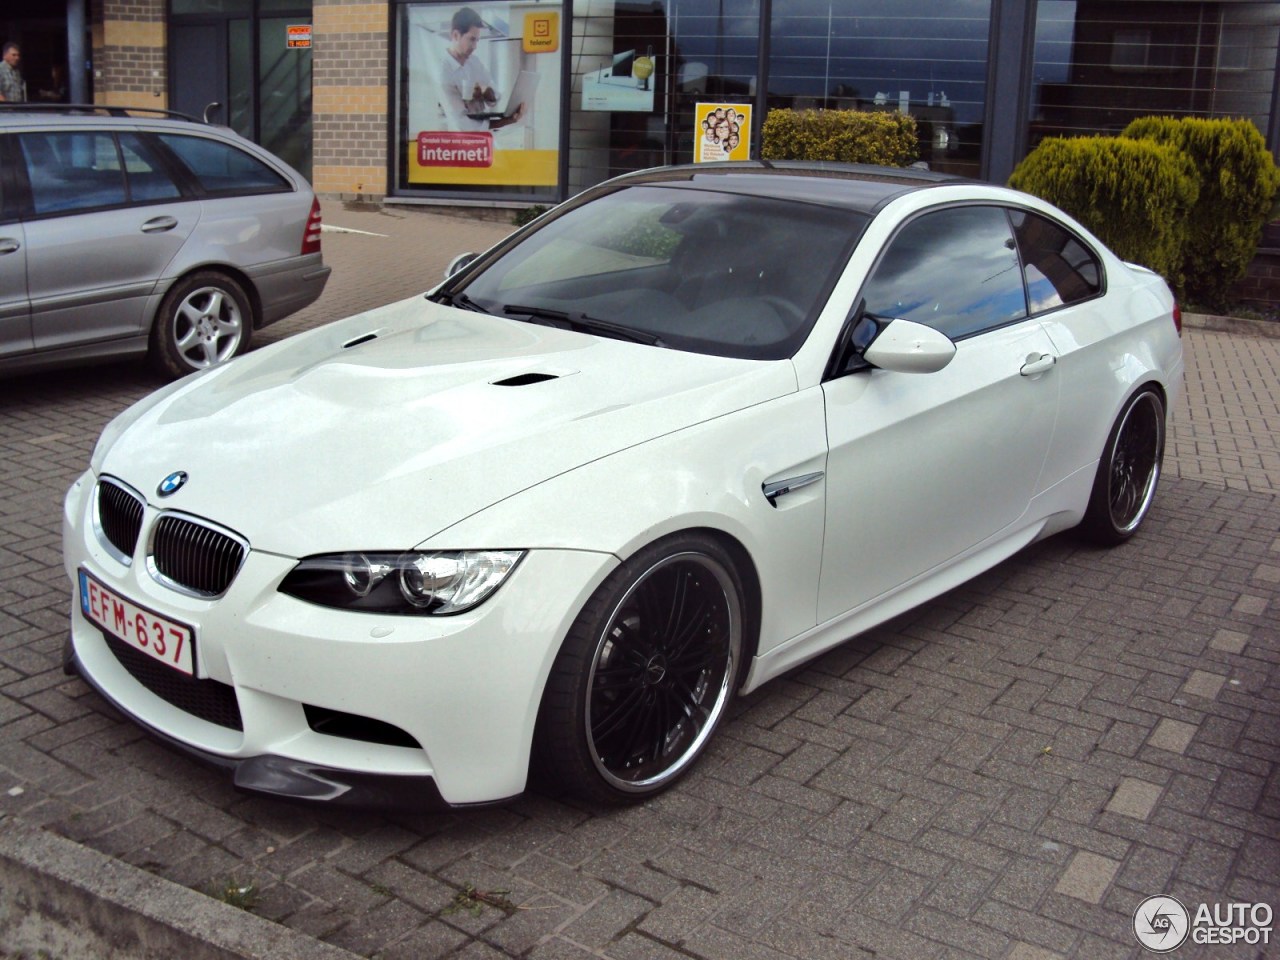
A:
97 297 797 556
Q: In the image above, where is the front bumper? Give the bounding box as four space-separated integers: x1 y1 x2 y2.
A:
64 638 450 809
62 471 616 808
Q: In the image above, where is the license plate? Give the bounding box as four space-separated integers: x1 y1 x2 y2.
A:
79 569 195 676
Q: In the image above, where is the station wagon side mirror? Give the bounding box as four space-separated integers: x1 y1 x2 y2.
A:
445 252 479 279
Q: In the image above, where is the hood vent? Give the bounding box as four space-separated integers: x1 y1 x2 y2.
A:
493 372 559 387
343 333 378 349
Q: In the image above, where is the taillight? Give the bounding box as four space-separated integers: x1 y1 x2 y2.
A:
302 197 322 255
1172 301 1182 336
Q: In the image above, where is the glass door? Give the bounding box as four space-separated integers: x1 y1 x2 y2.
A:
259 17 313 179
169 2 313 181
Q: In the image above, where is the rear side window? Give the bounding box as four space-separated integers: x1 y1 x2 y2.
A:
158 134 290 196
1010 210 1103 313
20 132 127 215
119 132 182 202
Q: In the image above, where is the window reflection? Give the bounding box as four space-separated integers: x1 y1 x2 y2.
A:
861 206 1027 340
568 0 760 192
1030 1 1279 146
768 0 991 176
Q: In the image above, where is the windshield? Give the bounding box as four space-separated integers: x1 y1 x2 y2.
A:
453 183 869 360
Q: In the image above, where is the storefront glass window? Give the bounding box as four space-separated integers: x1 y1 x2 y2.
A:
394 1 566 200
566 0 759 194
1030 1 1280 148
171 0 252 13
768 0 992 176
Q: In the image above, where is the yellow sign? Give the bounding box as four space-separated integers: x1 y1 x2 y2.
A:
286 24 312 49
695 103 751 162
522 12 559 54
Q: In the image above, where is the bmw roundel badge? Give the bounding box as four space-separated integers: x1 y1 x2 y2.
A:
157 471 189 497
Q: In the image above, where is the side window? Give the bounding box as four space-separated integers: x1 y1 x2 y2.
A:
118 133 182 202
860 206 1028 340
157 134 290 196
20 132 127 216
1010 210 1103 313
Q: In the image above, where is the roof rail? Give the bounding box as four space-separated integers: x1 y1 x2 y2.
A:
0 103 204 122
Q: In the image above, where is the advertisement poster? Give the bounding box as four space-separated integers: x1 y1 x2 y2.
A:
405 2 562 188
694 103 751 162
581 46 657 112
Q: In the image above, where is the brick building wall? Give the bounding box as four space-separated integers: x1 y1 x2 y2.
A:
312 0 389 200
1230 221 1280 313
95 0 166 109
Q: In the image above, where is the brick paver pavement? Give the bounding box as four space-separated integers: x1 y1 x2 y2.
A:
1 203 1277 959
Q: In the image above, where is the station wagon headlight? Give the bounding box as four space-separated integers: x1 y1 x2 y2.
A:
280 550 524 615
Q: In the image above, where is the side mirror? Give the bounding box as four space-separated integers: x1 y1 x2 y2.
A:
828 309 956 379
445 252 478 279
863 318 956 374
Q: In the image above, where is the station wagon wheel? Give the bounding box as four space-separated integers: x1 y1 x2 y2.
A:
535 534 744 803
150 271 252 380
1081 388 1165 545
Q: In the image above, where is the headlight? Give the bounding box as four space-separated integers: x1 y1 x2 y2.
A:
279 550 524 615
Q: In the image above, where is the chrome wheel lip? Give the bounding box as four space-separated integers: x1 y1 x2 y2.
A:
1108 392 1164 535
173 285 244 370
584 551 741 795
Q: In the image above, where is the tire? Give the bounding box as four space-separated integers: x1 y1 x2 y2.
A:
534 533 746 804
149 271 252 379
1080 388 1165 545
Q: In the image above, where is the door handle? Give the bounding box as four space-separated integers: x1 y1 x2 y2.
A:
141 216 179 234
1020 353 1056 377
0 238 19 255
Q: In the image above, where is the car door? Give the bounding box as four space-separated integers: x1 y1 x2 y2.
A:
0 136 32 359
818 204 1060 623
19 129 200 352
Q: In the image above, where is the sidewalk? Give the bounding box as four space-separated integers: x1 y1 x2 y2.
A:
0 201 1276 960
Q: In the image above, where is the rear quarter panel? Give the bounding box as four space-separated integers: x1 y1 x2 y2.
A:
1035 260 1183 489
175 191 310 275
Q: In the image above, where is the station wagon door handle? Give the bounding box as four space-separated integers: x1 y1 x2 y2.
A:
141 216 179 234
0 238 19 255
1020 353 1057 377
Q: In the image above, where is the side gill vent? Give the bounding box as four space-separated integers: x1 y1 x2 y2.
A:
343 333 378 349
493 372 559 386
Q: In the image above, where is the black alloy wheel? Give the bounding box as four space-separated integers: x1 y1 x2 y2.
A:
1082 388 1165 544
535 534 745 803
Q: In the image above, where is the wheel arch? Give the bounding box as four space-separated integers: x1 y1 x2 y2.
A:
1103 375 1168 455
529 524 762 801
671 524 763 679
152 263 263 332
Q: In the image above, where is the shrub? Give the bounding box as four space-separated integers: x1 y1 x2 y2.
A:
512 204 549 227
1009 136 1198 292
1123 116 1280 310
761 109 918 167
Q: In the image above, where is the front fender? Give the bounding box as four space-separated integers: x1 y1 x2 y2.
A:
424 387 831 662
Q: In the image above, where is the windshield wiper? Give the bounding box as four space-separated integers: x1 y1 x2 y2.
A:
427 290 490 313
501 304 666 347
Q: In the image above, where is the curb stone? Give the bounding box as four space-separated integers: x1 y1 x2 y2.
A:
1182 311 1280 337
0 815 362 960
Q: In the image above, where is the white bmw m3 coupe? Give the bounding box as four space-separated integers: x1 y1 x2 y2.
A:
62 162 1183 809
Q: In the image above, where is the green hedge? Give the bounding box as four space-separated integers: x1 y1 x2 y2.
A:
761 109 918 166
1122 117 1280 310
1009 136 1199 292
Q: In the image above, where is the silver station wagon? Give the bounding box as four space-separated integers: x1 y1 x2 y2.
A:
0 104 330 379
